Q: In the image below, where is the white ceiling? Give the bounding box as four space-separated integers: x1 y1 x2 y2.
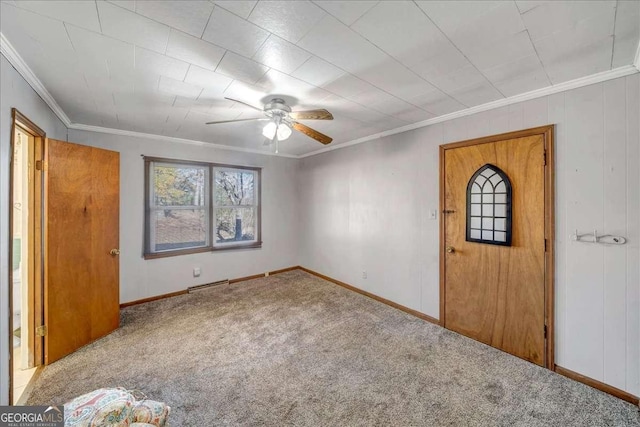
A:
1 0 639 156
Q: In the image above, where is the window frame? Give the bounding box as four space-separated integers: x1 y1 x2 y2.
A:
212 166 260 249
465 164 512 246
144 156 262 259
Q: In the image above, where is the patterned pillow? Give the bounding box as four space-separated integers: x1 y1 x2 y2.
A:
64 388 135 427
131 400 171 427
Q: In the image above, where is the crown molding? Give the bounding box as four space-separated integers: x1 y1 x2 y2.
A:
68 123 299 158
1 32 71 127
3 30 640 161
299 64 639 158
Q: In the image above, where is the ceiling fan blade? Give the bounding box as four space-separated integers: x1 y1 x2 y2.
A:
292 122 333 145
289 109 333 120
224 97 264 112
206 118 267 125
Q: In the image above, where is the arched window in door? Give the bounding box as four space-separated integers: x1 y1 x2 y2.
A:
466 164 512 246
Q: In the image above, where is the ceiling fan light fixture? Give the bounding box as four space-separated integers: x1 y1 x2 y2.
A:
262 121 292 141
277 123 292 140
262 121 277 139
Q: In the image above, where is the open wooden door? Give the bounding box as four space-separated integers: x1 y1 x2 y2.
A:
44 139 120 364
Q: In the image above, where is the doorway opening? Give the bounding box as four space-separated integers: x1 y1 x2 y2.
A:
9 109 45 404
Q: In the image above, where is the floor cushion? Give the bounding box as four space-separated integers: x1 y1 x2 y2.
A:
64 388 169 427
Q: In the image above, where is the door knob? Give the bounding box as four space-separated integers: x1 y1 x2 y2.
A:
446 246 455 253
109 249 120 256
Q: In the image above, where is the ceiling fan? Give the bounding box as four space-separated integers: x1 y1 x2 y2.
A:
206 97 334 152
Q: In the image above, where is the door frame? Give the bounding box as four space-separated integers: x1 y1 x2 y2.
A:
439 125 555 369
8 109 45 404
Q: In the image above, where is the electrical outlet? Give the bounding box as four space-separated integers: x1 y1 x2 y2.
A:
428 209 437 220
193 267 201 277
362 271 367 279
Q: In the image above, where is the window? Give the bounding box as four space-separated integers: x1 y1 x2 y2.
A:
145 157 261 258
214 168 258 246
466 164 512 246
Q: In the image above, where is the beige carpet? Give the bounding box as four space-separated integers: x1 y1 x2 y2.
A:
27 270 640 426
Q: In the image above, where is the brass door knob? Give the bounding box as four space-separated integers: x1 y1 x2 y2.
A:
110 249 120 256
446 246 455 253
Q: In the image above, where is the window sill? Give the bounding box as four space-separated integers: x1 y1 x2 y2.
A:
211 241 262 252
144 242 262 259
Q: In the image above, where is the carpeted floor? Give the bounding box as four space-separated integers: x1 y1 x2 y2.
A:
27 270 640 426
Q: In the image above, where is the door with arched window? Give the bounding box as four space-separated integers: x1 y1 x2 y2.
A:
440 127 553 368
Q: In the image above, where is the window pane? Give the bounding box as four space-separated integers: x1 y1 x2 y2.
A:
215 170 255 206
215 207 256 244
471 217 481 228
481 168 494 178
153 164 207 207
154 209 208 251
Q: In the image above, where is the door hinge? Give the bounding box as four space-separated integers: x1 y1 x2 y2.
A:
544 238 548 252
544 325 548 339
35 160 48 171
36 325 47 337
543 150 547 166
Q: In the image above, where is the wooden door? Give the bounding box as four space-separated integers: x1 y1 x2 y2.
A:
441 128 552 367
44 139 120 364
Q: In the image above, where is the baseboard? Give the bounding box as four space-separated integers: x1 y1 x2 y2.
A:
298 266 440 325
554 365 639 405
228 273 264 284
268 266 301 275
119 267 298 308
120 289 188 308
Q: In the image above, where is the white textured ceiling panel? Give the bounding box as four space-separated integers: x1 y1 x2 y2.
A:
0 0 638 156
213 1 258 19
15 0 101 32
248 1 326 43
135 1 213 38
312 1 378 26
97 1 170 53
165 30 225 72
253 35 311 74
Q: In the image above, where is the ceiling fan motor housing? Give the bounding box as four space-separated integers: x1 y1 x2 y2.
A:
264 98 292 119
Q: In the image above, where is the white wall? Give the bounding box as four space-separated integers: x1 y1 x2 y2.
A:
298 74 640 396
67 130 299 304
0 54 68 404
